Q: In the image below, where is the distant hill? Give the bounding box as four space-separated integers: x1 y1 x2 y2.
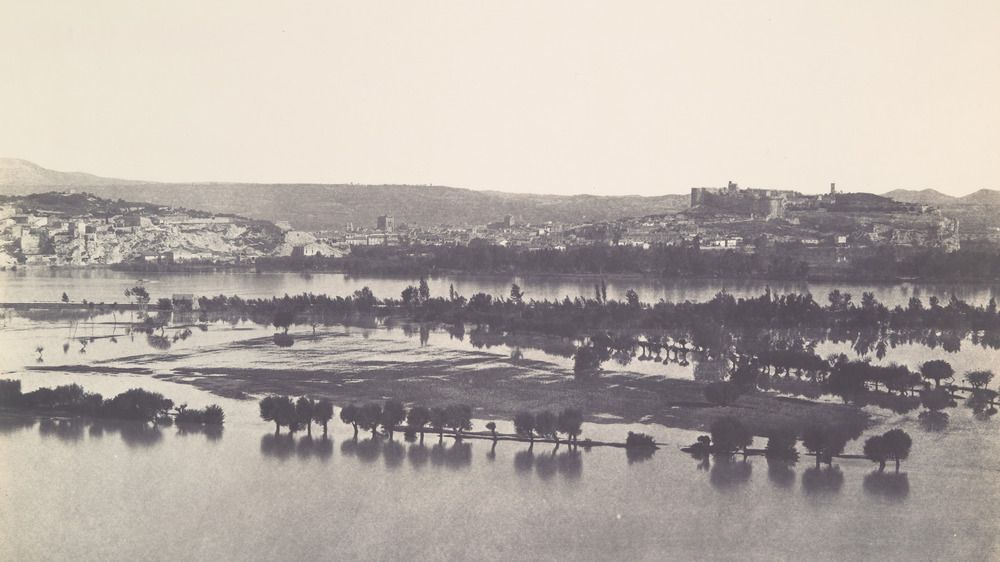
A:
959 189 1000 206
882 187 1000 239
0 158 144 188
0 159 689 230
882 188 956 206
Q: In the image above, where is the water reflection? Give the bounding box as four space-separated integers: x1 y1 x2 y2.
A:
39 418 86 442
766 458 797 489
261 433 297 459
863 472 910 502
176 423 224 441
0 416 37 434
918 410 950 432
512 445 583 480
408 442 430 468
709 456 752 490
383 440 406 470
514 448 535 474
625 446 656 464
801 466 844 495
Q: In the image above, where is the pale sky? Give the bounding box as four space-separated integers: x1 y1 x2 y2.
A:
1 1 998 196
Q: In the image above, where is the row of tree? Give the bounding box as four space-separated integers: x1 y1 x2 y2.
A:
0 379 224 425
694 415 912 472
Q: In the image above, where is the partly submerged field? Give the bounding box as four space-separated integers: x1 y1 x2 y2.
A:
24 325 869 436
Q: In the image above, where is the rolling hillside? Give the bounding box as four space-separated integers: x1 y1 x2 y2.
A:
0 159 689 230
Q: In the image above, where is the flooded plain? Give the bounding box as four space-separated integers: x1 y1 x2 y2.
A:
2 270 1000 560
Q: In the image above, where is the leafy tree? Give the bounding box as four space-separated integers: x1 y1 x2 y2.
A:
407 406 431 440
273 308 296 334
381 399 407 440
314 399 334 436
339 403 360 437
921 360 954 388
763 428 798 460
486 421 498 441
445 404 473 437
513 411 536 443
202 404 225 425
101 388 173 422
509 283 524 306
625 288 640 308
625 431 656 449
429 407 448 439
863 434 889 473
534 411 558 443
802 424 847 468
709 416 752 456
259 395 282 433
557 408 584 444
357 403 382 438
965 370 995 390
296 397 315 437
882 428 912 473
418 277 430 303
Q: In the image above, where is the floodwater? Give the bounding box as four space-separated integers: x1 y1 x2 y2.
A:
2 271 1000 560
3 267 1000 308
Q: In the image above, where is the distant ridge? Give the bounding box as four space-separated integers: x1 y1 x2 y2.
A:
0 159 689 230
0 158 143 187
882 188 956 206
958 188 1000 206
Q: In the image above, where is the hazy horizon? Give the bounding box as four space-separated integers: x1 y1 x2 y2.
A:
2 2 998 198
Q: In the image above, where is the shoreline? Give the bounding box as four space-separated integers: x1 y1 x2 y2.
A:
4 262 999 286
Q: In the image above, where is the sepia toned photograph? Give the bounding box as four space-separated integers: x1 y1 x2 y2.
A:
1 2 999 560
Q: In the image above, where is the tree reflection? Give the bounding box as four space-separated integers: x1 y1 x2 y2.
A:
626 447 656 464
38 418 85 442
444 441 472 470
356 437 381 463
117 421 164 448
766 458 796 488
557 449 583 479
296 435 315 459
408 442 429 469
863 471 910 502
0 416 35 434
261 433 297 459
514 448 534 475
383 440 406 470
918 410 950 432
801 466 844 495
535 450 557 479
709 456 752 490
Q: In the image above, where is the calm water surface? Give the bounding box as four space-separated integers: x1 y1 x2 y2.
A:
2 271 1000 560
3 268 1000 307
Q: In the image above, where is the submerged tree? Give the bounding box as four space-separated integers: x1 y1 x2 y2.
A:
709 416 752 456
381 399 407 440
296 397 315 437
513 411 536 444
429 407 448 440
534 410 558 444
802 424 848 468
445 404 473 438
921 360 954 388
407 406 431 441
314 399 334 436
557 408 584 445
339 403 360 438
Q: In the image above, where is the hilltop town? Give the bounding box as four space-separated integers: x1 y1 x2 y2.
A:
0 180 963 276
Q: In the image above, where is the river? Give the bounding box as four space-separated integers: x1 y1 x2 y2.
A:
1 270 999 561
